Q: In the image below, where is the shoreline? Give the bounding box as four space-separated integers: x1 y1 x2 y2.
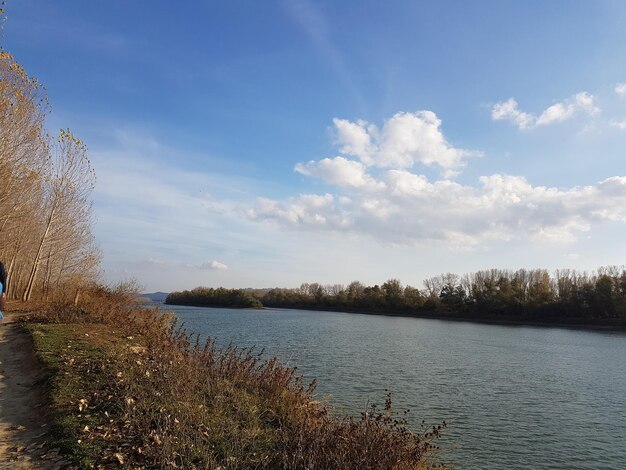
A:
21 295 446 468
165 301 626 332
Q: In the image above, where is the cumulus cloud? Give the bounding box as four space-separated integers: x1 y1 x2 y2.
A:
491 98 535 129
250 173 626 245
295 156 385 191
209 260 228 271
491 92 600 129
615 83 626 97
331 111 480 175
248 112 626 246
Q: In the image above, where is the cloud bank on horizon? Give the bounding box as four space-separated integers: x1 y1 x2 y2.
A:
249 98 626 246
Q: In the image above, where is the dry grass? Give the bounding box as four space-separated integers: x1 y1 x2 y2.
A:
25 284 446 469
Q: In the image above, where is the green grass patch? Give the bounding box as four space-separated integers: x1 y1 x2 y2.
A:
24 322 144 467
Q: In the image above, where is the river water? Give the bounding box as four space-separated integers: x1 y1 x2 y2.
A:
165 304 626 469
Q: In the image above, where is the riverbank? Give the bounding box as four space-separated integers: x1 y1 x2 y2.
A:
10 289 446 468
262 305 626 331
166 299 626 332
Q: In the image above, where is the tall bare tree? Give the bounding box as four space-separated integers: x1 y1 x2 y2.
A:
1 51 100 301
22 130 97 301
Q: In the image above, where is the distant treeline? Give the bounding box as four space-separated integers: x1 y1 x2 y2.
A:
166 287 262 308
167 266 626 323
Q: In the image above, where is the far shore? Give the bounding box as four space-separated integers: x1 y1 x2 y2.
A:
266 306 626 332
163 301 626 332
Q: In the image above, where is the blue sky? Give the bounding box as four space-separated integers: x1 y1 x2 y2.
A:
4 1 626 291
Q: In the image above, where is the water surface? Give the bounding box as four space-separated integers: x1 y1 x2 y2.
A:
166 305 626 469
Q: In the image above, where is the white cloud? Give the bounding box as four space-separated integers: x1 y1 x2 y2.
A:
491 98 535 130
332 111 480 175
186 261 229 271
333 118 375 164
209 260 228 271
249 113 626 247
252 194 338 227
615 83 626 97
610 119 626 129
295 156 385 191
250 173 626 245
89 116 626 291
492 92 600 129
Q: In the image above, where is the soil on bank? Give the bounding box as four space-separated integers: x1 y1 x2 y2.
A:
0 312 69 469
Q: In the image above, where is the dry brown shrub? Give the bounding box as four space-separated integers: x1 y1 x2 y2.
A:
34 285 446 468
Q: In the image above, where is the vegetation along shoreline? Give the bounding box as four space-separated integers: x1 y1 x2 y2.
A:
0 44 446 468
165 265 626 331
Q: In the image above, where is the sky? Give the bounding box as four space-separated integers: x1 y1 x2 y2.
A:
3 1 626 292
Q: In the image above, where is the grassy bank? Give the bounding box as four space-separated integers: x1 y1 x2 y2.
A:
25 322 134 466
22 286 446 469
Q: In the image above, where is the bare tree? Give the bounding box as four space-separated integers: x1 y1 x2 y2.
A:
22 130 97 301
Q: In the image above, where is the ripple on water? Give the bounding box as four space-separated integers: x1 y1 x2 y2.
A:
168 305 626 470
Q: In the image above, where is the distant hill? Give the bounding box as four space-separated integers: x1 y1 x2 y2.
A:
141 292 169 303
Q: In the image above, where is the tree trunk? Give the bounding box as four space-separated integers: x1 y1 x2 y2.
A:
22 206 55 302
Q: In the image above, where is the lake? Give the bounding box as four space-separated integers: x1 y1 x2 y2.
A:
165 304 626 469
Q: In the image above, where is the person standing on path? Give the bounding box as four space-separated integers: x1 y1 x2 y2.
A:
0 261 6 323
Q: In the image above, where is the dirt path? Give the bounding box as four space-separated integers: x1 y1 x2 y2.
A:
0 316 67 469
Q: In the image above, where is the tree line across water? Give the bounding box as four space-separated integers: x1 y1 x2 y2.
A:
166 266 626 322
166 287 263 309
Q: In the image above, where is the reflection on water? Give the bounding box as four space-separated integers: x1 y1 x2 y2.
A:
166 305 626 469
